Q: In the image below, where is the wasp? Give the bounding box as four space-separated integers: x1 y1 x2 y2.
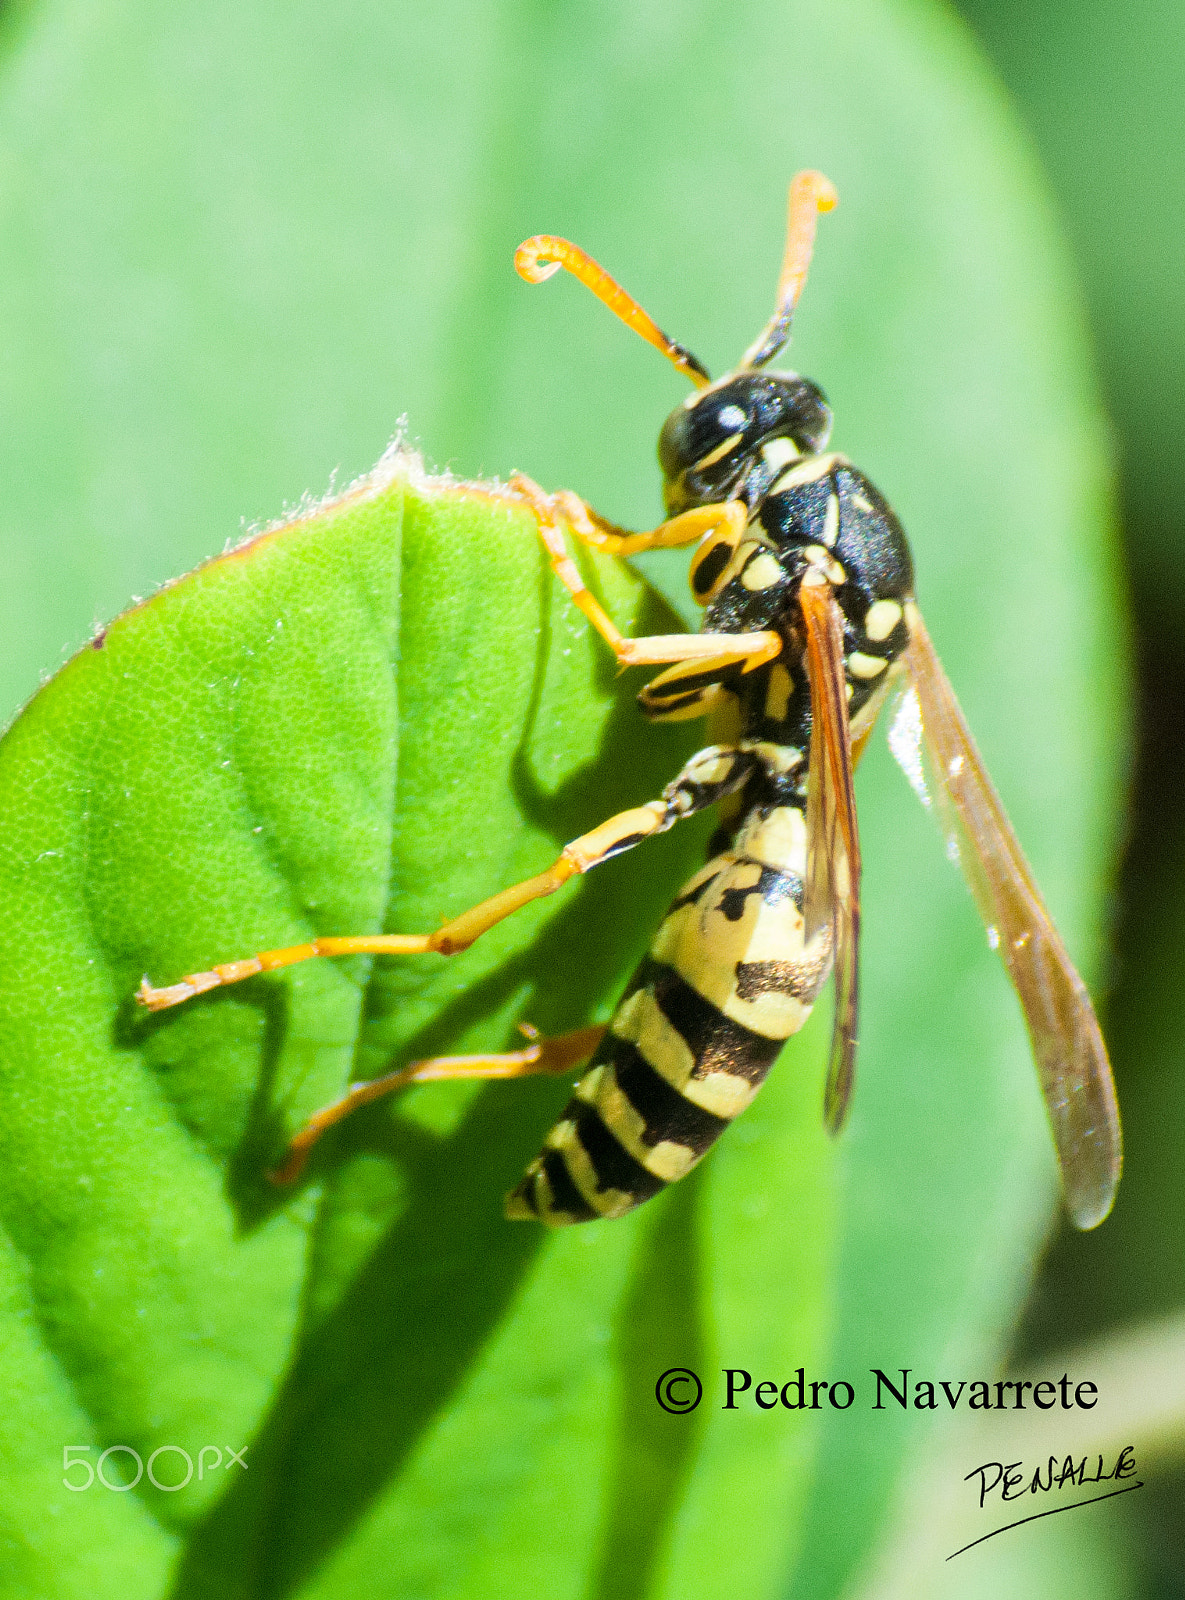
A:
138 172 1121 1231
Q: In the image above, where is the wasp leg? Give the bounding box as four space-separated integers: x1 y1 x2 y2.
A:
139 742 757 1012
522 476 737 558
510 474 780 675
137 792 693 1012
269 1023 606 1184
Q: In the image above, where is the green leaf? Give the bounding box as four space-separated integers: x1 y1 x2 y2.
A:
0 0 1126 1595
0 459 833 1596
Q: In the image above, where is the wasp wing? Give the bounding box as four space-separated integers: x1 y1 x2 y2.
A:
800 579 862 1133
891 608 1121 1229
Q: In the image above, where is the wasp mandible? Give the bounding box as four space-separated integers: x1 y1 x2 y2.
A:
139 173 1121 1231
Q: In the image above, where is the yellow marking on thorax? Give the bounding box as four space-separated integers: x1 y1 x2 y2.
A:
764 663 793 721
708 687 742 746
803 544 847 586
848 651 888 679
741 551 785 591
771 451 845 493
848 667 898 743
864 598 903 641
821 493 840 547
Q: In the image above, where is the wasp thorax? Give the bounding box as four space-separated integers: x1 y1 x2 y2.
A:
658 372 833 516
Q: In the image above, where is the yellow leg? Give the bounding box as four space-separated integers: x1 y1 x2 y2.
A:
137 797 675 1011
544 484 735 559
268 1023 605 1183
510 474 780 673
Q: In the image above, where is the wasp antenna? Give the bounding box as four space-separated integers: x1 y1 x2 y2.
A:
515 235 711 388
740 170 839 370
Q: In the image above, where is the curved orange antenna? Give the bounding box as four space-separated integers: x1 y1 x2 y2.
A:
740 170 839 370
515 235 711 388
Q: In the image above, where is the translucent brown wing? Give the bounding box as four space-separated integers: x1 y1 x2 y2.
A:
799 579 861 1133
890 607 1121 1229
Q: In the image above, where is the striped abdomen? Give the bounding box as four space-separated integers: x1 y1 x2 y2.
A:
506 804 831 1226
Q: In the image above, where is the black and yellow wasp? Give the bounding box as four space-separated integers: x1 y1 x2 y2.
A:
139 172 1121 1231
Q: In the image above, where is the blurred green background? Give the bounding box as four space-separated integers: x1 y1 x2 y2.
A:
955 0 1185 1594
0 0 1177 1595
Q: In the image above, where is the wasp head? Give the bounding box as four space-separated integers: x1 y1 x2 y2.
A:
658 372 832 516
